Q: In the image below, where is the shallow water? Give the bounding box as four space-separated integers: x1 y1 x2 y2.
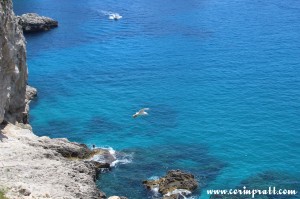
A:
13 0 300 198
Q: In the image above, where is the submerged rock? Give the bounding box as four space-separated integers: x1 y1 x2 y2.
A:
17 13 58 33
143 170 198 198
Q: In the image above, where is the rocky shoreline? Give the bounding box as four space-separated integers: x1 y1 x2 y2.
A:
0 1 200 198
0 1 112 198
0 89 124 199
0 123 108 199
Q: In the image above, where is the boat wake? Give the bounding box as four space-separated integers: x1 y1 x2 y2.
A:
99 10 122 20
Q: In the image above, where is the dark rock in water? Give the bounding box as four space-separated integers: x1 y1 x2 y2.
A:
17 13 58 33
143 170 198 198
91 148 116 165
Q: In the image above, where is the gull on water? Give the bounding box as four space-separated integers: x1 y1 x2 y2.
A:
133 108 150 118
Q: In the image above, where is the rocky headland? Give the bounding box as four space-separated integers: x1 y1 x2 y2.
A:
17 13 58 33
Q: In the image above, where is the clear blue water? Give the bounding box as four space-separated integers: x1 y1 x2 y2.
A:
13 0 300 198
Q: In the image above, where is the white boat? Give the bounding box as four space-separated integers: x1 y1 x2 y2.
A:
108 13 122 20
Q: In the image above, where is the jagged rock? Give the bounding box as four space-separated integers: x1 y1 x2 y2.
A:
91 161 111 169
143 170 198 198
0 0 27 124
92 148 117 165
29 137 114 160
22 85 37 124
25 85 37 101
17 13 58 33
42 138 93 159
0 124 109 199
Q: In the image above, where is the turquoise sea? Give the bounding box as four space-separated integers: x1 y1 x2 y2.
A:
13 0 300 198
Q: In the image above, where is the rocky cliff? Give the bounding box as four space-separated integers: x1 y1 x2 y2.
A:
0 0 27 124
0 1 111 198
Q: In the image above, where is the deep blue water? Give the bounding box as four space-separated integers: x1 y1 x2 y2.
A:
13 0 300 198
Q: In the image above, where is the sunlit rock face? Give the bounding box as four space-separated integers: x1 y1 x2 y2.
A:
0 0 28 124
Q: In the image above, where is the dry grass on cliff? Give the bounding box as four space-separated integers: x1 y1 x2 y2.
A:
0 190 8 199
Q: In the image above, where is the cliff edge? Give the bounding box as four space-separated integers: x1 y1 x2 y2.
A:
0 0 28 124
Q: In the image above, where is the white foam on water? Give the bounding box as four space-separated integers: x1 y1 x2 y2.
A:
164 189 192 199
148 176 160 180
110 157 132 167
98 10 122 20
92 146 132 167
150 185 160 198
186 196 198 199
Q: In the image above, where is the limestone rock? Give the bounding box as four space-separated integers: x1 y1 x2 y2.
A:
17 13 58 33
22 85 37 124
91 161 111 170
0 124 106 199
0 0 27 124
25 85 37 101
39 138 94 159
